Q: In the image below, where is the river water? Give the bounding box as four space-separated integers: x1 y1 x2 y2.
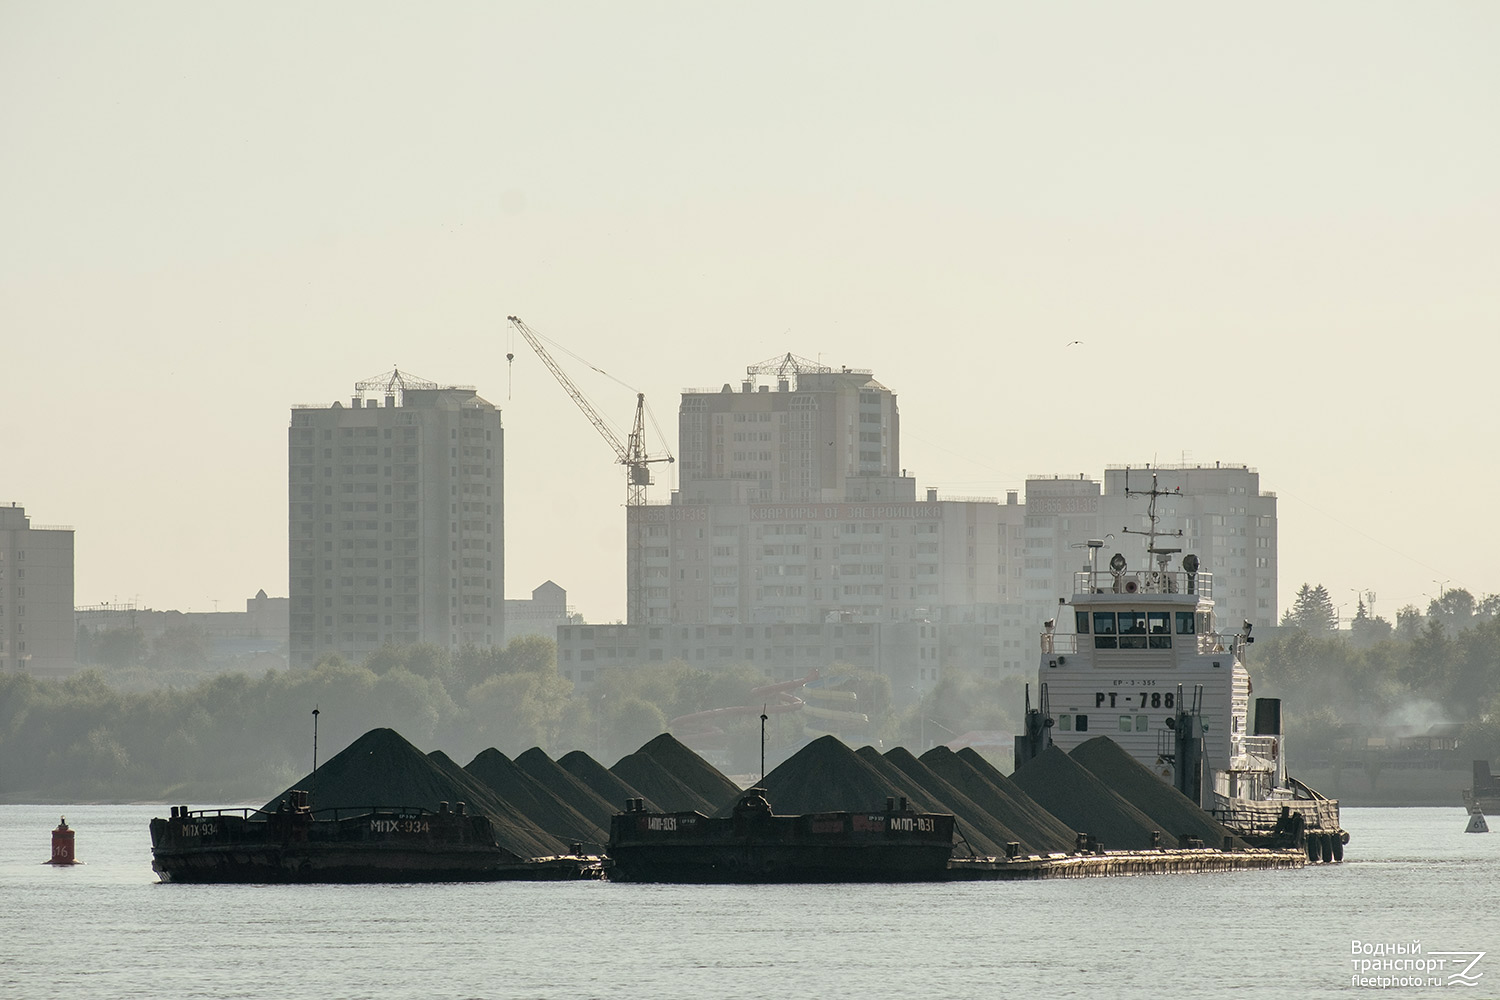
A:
1 805 1493 999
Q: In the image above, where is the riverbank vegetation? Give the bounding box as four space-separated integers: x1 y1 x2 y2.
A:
5 584 1498 802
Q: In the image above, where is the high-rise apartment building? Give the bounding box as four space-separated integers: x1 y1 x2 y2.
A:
288 372 503 668
565 353 1280 708
567 360 1034 700
1021 464 1276 637
628 493 1024 627
0 504 74 675
677 358 913 505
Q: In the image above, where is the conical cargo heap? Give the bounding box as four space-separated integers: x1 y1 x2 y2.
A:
852 746 948 815
465 748 607 848
636 733 743 808
734 735 910 816
513 747 625 835
611 747 719 814
558 749 661 814
922 746 1078 854
882 747 1025 857
1009 744 1163 851
852 746 1002 857
1068 736 1247 849
260 727 565 860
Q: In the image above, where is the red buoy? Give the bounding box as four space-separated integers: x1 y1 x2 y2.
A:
48 816 79 865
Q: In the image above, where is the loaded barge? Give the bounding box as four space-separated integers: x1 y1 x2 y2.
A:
149 791 602 883
608 789 955 883
608 790 1306 883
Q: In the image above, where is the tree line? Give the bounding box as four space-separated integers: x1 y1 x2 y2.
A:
1 636 908 802
1259 584 1500 767
9 581 1498 802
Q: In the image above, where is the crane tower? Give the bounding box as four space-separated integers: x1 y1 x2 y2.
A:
507 315 674 622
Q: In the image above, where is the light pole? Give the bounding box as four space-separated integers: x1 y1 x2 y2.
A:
310 705 320 806
760 704 769 782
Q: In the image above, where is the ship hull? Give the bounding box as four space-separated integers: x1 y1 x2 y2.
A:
608 804 956 883
149 808 600 883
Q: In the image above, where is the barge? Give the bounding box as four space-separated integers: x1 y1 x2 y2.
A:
149 791 602 883
947 845 1306 879
607 789 956 883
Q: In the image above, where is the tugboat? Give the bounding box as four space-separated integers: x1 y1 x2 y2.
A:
1015 474 1346 861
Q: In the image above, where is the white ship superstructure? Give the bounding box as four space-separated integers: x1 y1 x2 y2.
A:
1017 474 1343 856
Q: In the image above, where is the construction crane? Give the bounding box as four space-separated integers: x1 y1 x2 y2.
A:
507 316 673 624
507 316 674 506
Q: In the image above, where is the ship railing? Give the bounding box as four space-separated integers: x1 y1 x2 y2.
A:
1041 633 1079 654
178 804 447 822
1041 630 1243 655
1241 735 1280 760
1073 570 1213 598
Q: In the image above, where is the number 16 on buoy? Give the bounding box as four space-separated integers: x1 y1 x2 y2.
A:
47 816 81 866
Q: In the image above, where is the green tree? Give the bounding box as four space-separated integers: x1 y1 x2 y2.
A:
1395 604 1424 641
1349 600 1392 647
502 634 557 675
451 644 505 693
607 697 668 760
465 671 573 755
1427 588 1476 633
1282 584 1338 631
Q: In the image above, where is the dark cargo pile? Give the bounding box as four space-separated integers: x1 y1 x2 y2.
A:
851 746 1008 857
513 747 623 835
921 747 1077 854
853 746 946 813
1069 736 1245 849
611 748 719 814
739 735 908 815
1009 744 1163 851
260 728 566 860
636 733 742 808
464 748 606 848
260 726 1255 864
882 747 1021 857
558 750 660 814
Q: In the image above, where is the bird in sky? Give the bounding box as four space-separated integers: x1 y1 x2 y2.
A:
1066 340 1084 346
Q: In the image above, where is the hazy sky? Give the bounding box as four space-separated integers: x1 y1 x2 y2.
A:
4 3 1497 625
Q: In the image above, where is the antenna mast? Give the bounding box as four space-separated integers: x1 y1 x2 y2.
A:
1121 468 1184 574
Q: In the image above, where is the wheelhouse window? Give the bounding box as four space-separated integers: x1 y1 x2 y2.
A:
1075 714 1089 732
1118 611 1147 649
1092 612 1117 649
1148 611 1172 649
1118 715 1132 732
1176 611 1196 635
1059 714 1073 731
1075 611 1090 634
